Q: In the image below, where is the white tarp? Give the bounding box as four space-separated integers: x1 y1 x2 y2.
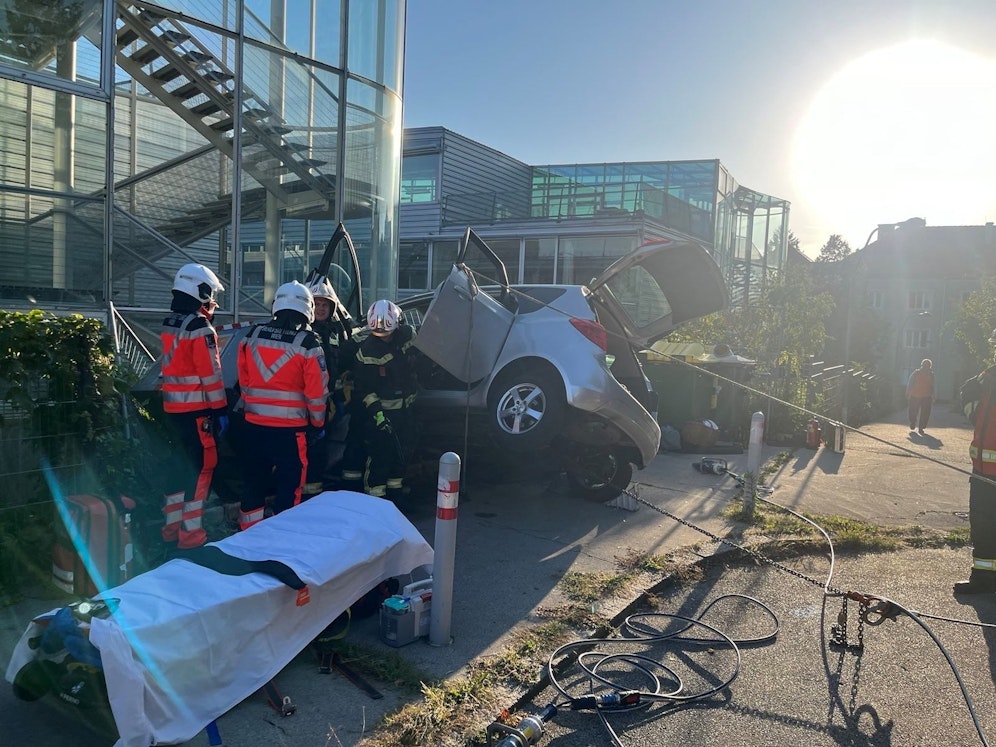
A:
6 491 434 747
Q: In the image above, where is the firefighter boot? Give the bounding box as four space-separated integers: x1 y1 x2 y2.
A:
953 569 996 595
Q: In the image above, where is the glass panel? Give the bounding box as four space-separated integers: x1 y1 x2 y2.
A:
347 0 404 92
0 80 106 297
556 236 636 286
105 56 246 310
344 77 401 301
398 241 427 290
153 1 235 30
0 0 103 87
314 0 342 68
523 238 555 284
400 153 438 203
430 239 458 288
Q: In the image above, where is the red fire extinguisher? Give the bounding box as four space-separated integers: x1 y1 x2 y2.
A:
806 418 821 449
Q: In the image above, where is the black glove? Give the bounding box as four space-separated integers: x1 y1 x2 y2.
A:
307 427 326 445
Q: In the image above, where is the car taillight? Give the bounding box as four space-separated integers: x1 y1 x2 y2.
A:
570 318 608 352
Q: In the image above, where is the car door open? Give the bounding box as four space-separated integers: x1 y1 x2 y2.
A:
413 228 515 383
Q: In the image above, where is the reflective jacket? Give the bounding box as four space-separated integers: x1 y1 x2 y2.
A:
160 311 227 415
237 323 329 429
353 324 417 419
970 367 996 476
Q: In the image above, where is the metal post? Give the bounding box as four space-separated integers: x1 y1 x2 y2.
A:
430 452 460 646
744 411 764 514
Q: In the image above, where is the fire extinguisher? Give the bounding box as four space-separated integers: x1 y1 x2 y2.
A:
806 418 821 449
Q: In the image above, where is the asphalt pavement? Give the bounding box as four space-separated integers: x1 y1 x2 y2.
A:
3 402 994 746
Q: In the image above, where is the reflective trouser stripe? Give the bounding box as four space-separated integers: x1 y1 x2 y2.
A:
178 499 205 549
387 478 403 490
239 507 265 532
972 557 996 571
162 491 184 541
342 470 363 480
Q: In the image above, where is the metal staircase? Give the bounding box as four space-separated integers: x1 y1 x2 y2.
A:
109 2 336 216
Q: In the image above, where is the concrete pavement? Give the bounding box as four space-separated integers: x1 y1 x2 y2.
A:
4 402 992 746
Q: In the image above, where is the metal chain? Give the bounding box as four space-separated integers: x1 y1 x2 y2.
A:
626 486 846 596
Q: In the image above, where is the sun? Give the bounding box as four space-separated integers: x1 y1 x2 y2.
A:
792 40 996 245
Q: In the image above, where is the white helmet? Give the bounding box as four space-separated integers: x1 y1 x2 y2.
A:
272 281 315 323
174 263 224 303
367 299 401 336
307 276 341 304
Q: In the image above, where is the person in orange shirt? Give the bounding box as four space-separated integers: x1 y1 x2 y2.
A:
159 264 228 549
236 281 329 530
906 358 935 435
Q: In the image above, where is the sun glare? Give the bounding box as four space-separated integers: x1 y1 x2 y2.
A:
792 40 996 243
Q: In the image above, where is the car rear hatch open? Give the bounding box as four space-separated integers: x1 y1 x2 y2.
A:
587 238 728 349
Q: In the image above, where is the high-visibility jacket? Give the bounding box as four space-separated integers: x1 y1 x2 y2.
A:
237 323 329 429
353 324 417 419
969 367 996 476
160 311 227 415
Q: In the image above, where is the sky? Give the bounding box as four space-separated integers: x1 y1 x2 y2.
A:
402 0 996 258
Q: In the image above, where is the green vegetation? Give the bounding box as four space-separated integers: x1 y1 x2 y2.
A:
0 310 150 600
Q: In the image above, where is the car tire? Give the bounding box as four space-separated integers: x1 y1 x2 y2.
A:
487 365 566 453
564 447 634 502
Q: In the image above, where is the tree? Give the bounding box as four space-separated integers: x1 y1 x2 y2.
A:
815 234 852 263
952 277 996 374
668 263 835 435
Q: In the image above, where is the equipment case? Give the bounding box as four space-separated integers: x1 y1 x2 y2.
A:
52 494 135 597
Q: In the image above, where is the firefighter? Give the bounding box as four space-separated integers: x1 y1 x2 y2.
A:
160 263 228 549
352 299 417 501
308 275 353 375
957 328 996 594
303 277 354 493
336 323 372 492
236 281 329 530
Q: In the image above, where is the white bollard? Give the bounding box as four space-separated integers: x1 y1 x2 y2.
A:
744 411 765 514
430 452 460 646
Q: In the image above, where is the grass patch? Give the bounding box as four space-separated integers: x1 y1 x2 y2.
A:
558 570 634 604
327 640 434 694
615 548 678 575
720 497 968 555
358 622 579 747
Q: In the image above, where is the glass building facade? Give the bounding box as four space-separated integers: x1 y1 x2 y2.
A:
399 128 790 307
0 0 406 327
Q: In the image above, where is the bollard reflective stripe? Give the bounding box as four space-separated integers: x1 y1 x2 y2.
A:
436 478 460 520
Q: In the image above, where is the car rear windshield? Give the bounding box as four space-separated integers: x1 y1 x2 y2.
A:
512 286 568 314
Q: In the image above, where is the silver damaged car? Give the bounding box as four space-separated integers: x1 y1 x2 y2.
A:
404 227 729 501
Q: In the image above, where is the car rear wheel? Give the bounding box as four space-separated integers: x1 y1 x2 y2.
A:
564 446 633 502
487 366 566 452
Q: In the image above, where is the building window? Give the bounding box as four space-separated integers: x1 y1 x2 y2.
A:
401 153 439 203
902 329 930 349
523 238 556 284
908 291 930 311
869 290 883 310
398 242 428 291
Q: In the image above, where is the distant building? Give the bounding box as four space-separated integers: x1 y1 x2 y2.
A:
842 219 996 400
398 127 790 308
